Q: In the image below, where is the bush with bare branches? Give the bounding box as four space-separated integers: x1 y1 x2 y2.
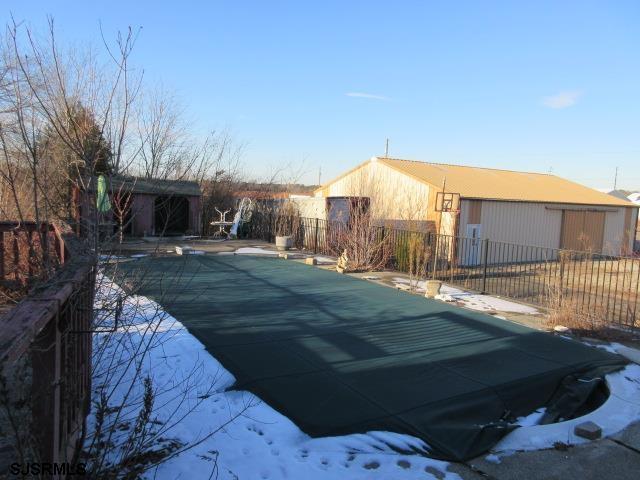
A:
332 206 393 272
0 18 252 478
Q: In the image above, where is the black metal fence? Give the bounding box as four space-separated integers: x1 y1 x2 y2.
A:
245 214 640 329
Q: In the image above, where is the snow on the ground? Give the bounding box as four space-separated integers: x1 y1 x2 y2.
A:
586 341 640 365
392 277 538 314
175 246 205 255
235 247 279 255
514 408 546 427
315 256 337 264
391 277 428 291
436 284 539 314
493 363 640 453
88 274 458 479
98 254 127 261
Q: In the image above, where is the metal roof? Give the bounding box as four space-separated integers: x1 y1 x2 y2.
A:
319 157 636 207
89 176 202 196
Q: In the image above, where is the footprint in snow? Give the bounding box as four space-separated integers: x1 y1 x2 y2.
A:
343 453 356 467
397 459 411 469
270 447 279 456
246 424 264 436
425 465 445 479
363 461 380 470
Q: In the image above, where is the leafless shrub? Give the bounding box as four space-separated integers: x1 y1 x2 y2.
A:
81 266 257 479
406 231 432 291
0 18 252 478
544 284 611 338
274 200 300 237
332 204 393 272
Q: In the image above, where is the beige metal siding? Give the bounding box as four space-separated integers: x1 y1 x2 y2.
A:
479 201 563 262
320 160 434 230
289 197 327 219
460 200 563 245
458 200 630 258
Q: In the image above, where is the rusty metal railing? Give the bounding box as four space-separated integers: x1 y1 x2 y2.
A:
0 222 95 470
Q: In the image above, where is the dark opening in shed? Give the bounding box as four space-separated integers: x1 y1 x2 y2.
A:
155 195 190 235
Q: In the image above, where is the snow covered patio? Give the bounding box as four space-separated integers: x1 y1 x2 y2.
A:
103 252 634 465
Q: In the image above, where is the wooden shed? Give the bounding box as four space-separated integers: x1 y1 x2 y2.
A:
315 157 638 256
76 176 202 237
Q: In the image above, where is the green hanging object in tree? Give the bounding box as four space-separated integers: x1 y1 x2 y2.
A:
96 175 111 213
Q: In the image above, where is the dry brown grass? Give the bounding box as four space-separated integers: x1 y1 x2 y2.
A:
543 285 624 340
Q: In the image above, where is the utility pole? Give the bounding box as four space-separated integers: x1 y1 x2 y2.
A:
613 166 618 190
385 138 389 157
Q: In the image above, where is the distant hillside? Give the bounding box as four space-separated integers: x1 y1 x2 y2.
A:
234 182 318 195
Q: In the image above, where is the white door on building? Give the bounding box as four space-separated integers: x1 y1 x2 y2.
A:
464 224 482 266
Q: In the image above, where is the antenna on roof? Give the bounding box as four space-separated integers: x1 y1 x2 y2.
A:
384 138 389 158
613 166 618 190
318 166 322 186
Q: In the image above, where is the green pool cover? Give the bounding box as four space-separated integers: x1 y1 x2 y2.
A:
115 254 626 461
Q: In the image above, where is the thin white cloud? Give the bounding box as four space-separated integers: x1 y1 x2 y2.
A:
345 92 390 101
542 90 583 109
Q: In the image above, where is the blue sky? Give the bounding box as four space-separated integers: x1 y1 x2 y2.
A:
3 1 639 189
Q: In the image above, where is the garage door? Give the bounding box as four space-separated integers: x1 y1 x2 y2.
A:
561 210 605 252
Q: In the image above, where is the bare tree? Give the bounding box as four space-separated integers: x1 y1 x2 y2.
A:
0 19 254 478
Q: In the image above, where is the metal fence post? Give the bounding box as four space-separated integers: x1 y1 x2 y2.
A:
314 218 319 254
431 232 439 280
482 238 489 293
426 232 432 276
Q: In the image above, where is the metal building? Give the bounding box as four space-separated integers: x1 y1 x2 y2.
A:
315 157 638 256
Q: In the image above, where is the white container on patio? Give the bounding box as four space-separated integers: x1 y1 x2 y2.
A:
425 280 443 298
275 235 293 251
